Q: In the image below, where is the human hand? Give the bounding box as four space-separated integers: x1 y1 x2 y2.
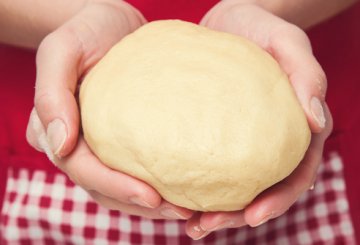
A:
186 1 333 239
26 0 193 220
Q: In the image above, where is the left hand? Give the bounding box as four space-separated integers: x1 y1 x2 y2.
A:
186 1 333 240
26 0 194 221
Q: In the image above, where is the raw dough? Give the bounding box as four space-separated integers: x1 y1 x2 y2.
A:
80 20 311 211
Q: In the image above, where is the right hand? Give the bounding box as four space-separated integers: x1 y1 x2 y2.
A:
186 2 333 239
26 0 194 220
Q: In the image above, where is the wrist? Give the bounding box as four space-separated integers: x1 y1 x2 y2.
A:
0 0 89 48
220 0 359 29
89 0 147 30
219 0 286 16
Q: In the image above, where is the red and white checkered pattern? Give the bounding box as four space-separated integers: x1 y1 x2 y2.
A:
0 152 356 244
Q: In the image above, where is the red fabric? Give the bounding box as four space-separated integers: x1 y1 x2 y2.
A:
0 0 359 242
307 3 360 242
129 0 218 22
1 159 355 244
0 46 60 213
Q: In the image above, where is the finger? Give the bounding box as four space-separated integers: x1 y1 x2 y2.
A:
34 3 129 158
199 211 246 232
26 108 58 162
244 105 332 227
89 190 193 220
158 200 194 220
56 138 162 209
266 24 327 133
26 109 168 211
34 1 146 159
185 212 210 240
35 29 82 158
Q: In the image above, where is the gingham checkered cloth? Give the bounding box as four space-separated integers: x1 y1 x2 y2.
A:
0 152 356 244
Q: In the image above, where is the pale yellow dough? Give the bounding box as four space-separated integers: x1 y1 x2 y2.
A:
80 20 311 211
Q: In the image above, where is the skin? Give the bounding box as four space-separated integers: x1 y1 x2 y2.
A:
24 0 194 221
1 0 357 240
187 3 335 239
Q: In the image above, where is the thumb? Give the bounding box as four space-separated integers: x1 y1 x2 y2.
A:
266 24 327 133
33 31 82 158
32 1 147 158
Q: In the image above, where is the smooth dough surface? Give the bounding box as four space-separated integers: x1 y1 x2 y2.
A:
80 20 311 211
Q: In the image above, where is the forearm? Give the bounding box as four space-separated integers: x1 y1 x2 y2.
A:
225 0 359 29
0 0 87 48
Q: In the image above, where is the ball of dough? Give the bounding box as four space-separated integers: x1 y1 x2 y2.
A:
80 20 311 211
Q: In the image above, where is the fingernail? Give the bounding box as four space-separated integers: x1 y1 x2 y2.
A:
160 208 187 219
28 110 45 152
310 97 326 128
129 196 156 208
192 225 210 240
205 220 235 231
46 119 67 157
253 212 275 227
193 231 210 240
30 110 55 162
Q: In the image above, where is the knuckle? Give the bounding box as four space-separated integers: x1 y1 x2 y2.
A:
37 27 82 65
269 23 311 51
36 32 62 64
284 23 308 41
63 164 91 191
37 33 57 53
34 90 55 117
34 89 50 106
70 174 89 191
88 191 116 210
